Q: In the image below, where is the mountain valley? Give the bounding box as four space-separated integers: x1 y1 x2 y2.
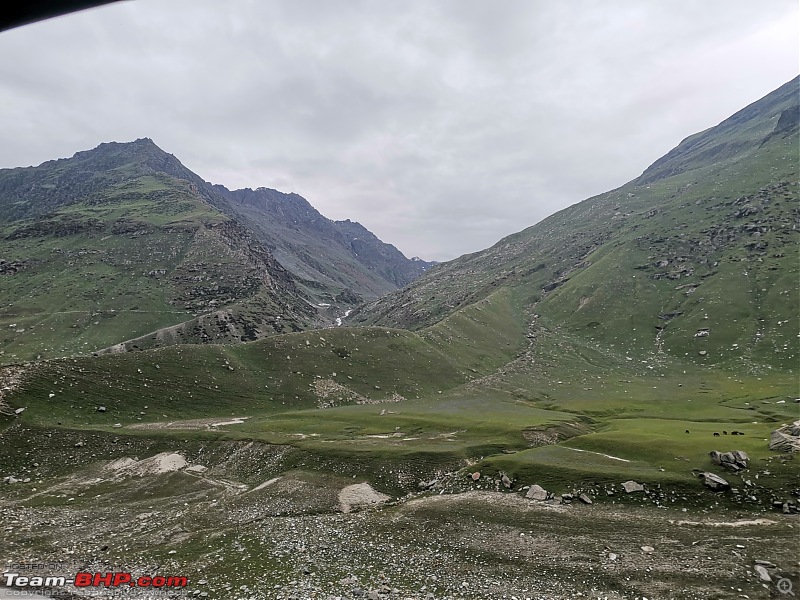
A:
0 78 798 600
0 139 432 362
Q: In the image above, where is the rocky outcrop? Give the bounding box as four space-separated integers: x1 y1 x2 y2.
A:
168 219 307 313
699 472 730 491
210 184 433 299
622 480 644 493
525 484 548 501
0 259 28 274
769 420 800 453
6 216 104 239
709 450 749 470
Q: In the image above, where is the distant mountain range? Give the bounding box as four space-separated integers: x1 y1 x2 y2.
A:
0 138 433 362
1 77 796 371
208 183 435 300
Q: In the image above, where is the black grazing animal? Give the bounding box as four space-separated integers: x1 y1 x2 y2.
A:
713 432 720 437
685 430 690 434
723 431 728 435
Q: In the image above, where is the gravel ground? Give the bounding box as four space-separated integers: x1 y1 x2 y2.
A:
2 465 798 600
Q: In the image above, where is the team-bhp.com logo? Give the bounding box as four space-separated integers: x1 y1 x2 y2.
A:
3 571 188 589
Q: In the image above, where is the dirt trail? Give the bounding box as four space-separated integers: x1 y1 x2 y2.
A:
564 446 631 462
126 416 250 430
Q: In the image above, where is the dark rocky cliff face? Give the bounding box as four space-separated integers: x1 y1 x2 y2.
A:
333 218 436 288
210 184 434 300
167 218 306 313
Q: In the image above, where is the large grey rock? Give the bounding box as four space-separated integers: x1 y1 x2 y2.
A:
732 450 749 466
622 480 644 493
526 484 548 501
769 420 800 453
755 560 776 568
754 565 772 582
709 450 749 470
699 472 730 491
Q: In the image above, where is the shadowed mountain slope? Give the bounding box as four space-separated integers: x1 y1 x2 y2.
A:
210 184 434 302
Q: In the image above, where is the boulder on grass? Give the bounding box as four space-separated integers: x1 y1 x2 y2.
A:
699 472 729 491
525 484 548 501
622 480 644 493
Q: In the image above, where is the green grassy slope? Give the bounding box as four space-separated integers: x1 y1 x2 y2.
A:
6 287 527 428
0 142 316 363
4 273 797 501
2 81 798 509
351 77 799 374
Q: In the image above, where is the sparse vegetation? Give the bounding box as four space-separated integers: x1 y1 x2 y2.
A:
1 80 798 599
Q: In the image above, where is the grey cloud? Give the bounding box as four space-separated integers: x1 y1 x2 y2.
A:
0 0 796 260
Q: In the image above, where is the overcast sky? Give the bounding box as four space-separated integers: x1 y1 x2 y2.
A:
0 0 797 260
